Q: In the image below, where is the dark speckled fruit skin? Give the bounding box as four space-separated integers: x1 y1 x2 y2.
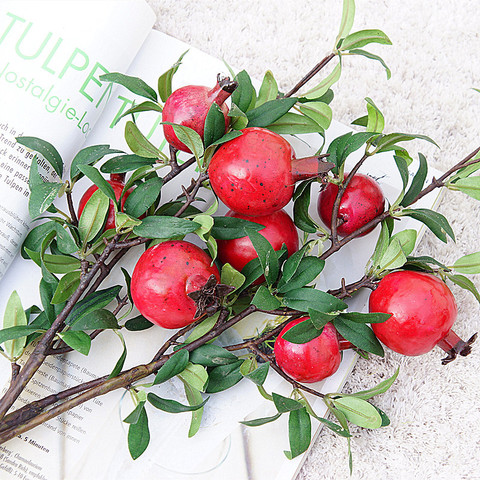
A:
274 318 341 383
369 270 458 356
317 173 385 237
208 127 296 216
217 209 299 284
131 241 220 329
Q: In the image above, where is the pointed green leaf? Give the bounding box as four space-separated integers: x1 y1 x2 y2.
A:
125 121 162 158
303 63 342 100
401 153 428 206
77 189 110 242
51 270 81 304
251 285 281 310
335 0 355 44
246 97 298 128
340 29 392 51
183 381 204 437
100 72 157 102
402 208 455 243
204 103 227 147
147 392 208 413
127 405 150 459
57 331 91 355
157 50 189 102
100 154 155 174
453 252 480 274
70 144 122 181
132 216 199 239
241 412 282 427
123 177 163 218
256 70 279 106
28 182 62 220
273 393 303 413
2 291 28 359
348 49 391 79
287 408 311 458
333 396 383 429
333 317 384 356
17 136 63 177
153 349 190 385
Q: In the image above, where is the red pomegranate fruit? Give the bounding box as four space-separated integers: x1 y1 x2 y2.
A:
162 74 237 152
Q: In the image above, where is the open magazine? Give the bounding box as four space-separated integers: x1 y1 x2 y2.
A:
0 2 442 479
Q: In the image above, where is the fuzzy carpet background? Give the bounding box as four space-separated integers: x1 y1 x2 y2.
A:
144 1 480 479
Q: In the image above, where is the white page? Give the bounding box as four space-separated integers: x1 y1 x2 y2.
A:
0 0 155 280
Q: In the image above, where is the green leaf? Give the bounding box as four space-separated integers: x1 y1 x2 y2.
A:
132 216 199 239
57 331 91 355
77 189 110 242
282 288 347 314
123 401 146 424
348 49 391 79
184 313 219 345
211 216 264 240
68 309 119 331
287 408 311 459
232 70 255 113
100 154 155 174
2 291 28 359
333 317 384 356
447 273 480 303
256 70 278 106
183 381 205 437
42 254 81 274
127 405 150 459
337 312 391 324
240 412 282 427
153 349 190 385
350 368 400 400
298 101 333 130
272 393 303 413
157 50 188 102
51 270 81 304
190 344 239 367
246 229 279 285
267 112 325 135
449 176 480 201
281 318 322 344
365 97 385 133
453 252 480 274
340 29 392 51
70 144 122 181
100 72 157 102
303 63 342 100
327 131 376 173
402 208 455 243
220 264 246 294
251 285 281 310
205 360 244 393
17 136 63 177
166 123 205 162
277 256 325 294
113 101 163 126
0 325 46 347
77 165 117 202
246 97 298 128
124 315 153 331
369 221 391 269
401 153 428 206
147 393 208 413
123 177 163 218
66 285 121 327
375 132 439 153
204 103 227 147
178 363 209 392
242 362 269 386
333 396 383 429
125 121 162 158
108 331 127 379
279 242 313 284
335 0 356 44
28 182 62 220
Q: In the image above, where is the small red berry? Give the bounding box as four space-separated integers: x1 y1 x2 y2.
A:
274 319 342 383
317 173 385 237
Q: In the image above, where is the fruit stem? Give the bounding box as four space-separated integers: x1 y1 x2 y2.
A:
291 154 334 182
208 74 238 104
437 329 477 365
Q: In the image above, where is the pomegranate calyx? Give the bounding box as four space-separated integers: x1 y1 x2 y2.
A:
217 73 238 94
440 332 477 365
187 274 235 319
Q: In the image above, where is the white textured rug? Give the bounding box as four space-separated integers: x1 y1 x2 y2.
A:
146 1 480 479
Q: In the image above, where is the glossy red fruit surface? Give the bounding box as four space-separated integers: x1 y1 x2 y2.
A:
317 173 384 237
274 318 341 383
78 180 132 232
131 241 220 329
162 75 236 152
208 127 297 216
217 209 299 279
369 270 458 356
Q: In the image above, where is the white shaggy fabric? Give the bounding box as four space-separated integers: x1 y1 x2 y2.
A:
145 1 480 479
